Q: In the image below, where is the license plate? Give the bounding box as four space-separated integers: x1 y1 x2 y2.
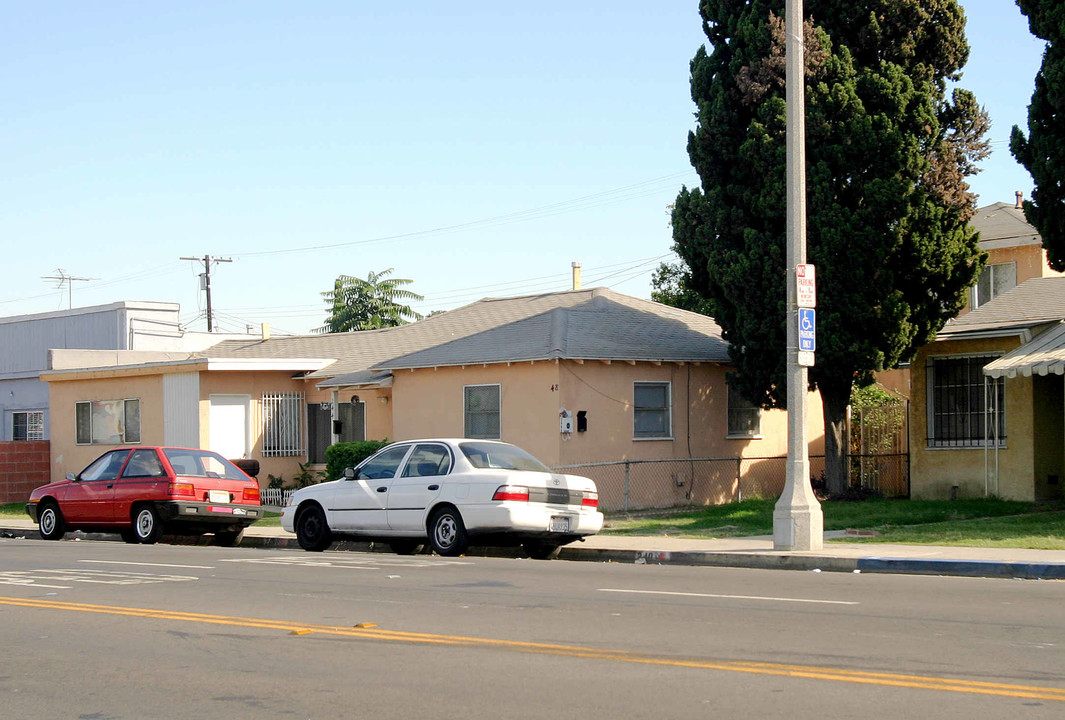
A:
209 490 230 503
549 516 571 533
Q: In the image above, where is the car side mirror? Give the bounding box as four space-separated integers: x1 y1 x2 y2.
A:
344 467 357 480
66 472 78 482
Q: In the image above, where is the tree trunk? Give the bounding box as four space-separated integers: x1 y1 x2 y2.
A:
820 378 851 496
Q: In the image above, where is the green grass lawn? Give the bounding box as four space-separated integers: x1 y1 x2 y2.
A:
602 497 1065 549
6 498 1064 549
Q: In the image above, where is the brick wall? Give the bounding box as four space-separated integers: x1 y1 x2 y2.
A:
0 441 51 505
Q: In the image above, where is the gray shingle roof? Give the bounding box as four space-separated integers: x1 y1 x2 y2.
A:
971 202 1041 247
201 288 728 385
938 276 1065 337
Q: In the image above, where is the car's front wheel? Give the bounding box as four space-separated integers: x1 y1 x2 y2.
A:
428 507 469 557
295 504 332 552
133 505 162 544
37 501 65 541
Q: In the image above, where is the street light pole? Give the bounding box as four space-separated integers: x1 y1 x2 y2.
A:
774 0 823 551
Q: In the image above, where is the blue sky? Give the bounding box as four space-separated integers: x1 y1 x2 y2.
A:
0 1 1047 335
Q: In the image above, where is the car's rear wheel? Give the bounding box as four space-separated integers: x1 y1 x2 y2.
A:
214 529 245 547
119 529 139 544
522 541 561 560
295 504 332 552
428 507 468 557
37 501 65 541
389 539 425 555
133 505 162 544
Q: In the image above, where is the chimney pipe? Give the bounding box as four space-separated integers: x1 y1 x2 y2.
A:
571 262 582 290
1016 191 1024 209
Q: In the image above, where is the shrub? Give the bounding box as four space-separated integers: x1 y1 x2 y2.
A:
325 440 389 481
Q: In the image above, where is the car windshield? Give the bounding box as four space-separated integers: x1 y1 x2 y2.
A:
459 442 551 473
163 449 248 480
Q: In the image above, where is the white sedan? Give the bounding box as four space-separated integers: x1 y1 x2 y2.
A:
281 439 603 558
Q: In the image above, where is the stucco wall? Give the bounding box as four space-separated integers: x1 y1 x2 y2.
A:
388 359 825 469
48 373 165 481
909 336 1037 500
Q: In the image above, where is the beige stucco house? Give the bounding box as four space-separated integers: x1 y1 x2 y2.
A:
909 277 1065 501
42 287 826 510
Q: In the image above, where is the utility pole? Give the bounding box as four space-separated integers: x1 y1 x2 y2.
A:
41 268 96 309
180 255 232 332
774 0 823 551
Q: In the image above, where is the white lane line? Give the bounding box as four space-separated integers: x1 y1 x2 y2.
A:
79 560 215 570
598 588 859 606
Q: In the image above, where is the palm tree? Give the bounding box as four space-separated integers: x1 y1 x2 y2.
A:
317 268 424 333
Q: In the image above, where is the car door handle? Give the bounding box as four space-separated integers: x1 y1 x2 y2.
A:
427 484 439 491
376 486 388 493
107 483 114 489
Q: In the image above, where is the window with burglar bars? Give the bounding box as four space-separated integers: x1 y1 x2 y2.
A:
464 384 500 439
927 355 1005 448
633 381 671 439
12 410 45 441
262 392 305 457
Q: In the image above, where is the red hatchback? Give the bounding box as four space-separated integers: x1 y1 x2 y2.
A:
26 447 263 546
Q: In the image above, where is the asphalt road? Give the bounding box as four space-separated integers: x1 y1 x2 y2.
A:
1 537 1063 719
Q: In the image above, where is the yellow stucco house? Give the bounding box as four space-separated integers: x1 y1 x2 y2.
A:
41 287 826 511
910 277 1065 501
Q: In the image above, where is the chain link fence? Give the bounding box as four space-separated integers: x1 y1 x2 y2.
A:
554 456 829 513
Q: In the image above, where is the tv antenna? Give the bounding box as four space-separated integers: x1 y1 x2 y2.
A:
41 268 96 309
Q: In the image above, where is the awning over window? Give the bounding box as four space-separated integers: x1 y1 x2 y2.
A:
983 322 1065 379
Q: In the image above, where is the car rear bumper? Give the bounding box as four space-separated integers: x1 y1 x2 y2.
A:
156 500 263 526
462 502 603 537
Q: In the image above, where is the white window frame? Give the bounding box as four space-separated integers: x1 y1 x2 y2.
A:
262 392 306 457
633 381 672 440
464 384 501 440
971 262 1017 309
726 386 762 438
12 410 45 441
75 399 141 445
926 354 1005 449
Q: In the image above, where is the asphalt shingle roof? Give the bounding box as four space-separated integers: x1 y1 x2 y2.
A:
971 202 1041 246
938 276 1065 337
200 287 729 386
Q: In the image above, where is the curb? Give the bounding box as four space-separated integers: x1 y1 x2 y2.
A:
4 525 1065 580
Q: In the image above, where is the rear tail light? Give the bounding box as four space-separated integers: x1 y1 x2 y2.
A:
243 485 261 504
492 485 530 502
169 482 195 498
581 491 599 509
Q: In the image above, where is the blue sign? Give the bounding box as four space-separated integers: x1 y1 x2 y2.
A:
798 308 816 352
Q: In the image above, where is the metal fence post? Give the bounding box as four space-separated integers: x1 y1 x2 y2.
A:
736 457 743 503
624 461 630 512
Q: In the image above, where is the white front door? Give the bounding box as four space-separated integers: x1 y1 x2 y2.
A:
209 395 250 459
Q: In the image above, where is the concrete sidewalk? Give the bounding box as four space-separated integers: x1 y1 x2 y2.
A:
4 516 1065 579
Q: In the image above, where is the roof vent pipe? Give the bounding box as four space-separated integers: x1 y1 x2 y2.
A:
1016 191 1024 209
571 261 582 291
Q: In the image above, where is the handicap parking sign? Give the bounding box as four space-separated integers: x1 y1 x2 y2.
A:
798 308 816 352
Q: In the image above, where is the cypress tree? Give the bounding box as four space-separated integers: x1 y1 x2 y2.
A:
673 1 987 494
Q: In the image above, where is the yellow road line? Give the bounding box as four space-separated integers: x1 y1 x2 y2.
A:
3 595 1064 702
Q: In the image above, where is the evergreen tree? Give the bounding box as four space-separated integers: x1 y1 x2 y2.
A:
317 268 423 333
1011 0 1065 270
673 1 987 494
